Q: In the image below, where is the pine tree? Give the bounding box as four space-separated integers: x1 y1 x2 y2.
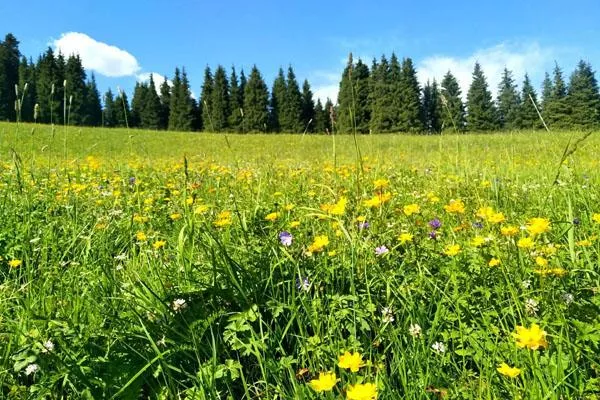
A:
141 74 162 129
323 98 334 133
113 90 131 128
103 89 116 127
368 55 390 132
496 68 521 129
169 67 195 131
84 73 102 126
269 68 286 132
541 72 553 114
35 48 63 124
422 80 443 134
337 54 370 133
301 79 315 132
466 62 499 131
282 66 303 132
440 71 466 131
159 78 170 129
210 65 230 132
17 56 36 122
314 98 326 133
228 66 243 132
243 65 269 132
397 57 422 132
566 60 600 129
130 81 147 127
199 66 213 131
519 74 542 130
544 63 570 129
0 33 20 121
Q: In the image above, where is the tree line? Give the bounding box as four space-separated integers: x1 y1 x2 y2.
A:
1 32 599 133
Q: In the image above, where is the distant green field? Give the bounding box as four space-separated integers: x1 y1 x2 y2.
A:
1 122 600 399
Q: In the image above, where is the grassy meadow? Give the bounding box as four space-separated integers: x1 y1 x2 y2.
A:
1 121 600 399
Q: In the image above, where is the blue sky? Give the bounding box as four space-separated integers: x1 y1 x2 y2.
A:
2 0 599 103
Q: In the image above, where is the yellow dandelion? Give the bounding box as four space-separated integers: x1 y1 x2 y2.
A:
398 232 413 244
497 363 521 378
444 244 461 256
488 258 501 267
8 259 22 268
512 323 548 350
526 217 551 236
153 240 166 250
265 212 279 222
517 237 535 249
501 225 519 237
403 203 420 216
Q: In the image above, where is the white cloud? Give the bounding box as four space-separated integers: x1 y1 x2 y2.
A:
313 83 338 105
136 72 171 93
417 42 553 99
53 32 141 77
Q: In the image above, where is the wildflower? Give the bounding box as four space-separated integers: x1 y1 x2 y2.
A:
517 237 534 249
135 231 147 242
572 217 581 225
381 306 394 323
489 212 506 224
444 199 465 214
592 213 600 224
284 203 295 211
512 323 548 350
373 178 389 189
577 239 593 247
428 231 438 240
308 371 338 392
24 363 39 376
321 197 347 215
562 293 574 305
408 323 422 338
171 298 187 312
8 259 22 268
497 363 521 378
521 280 531 289
476 206 495 220
375 245 389 256
398 232 413 244
472 221 484 229
428 218 442 230
431 341 446 354
169 213 182 221
289 220 301 228
346 382 378 400
471 236 486 247
443 244 461 256
214 211 232 227
526 218 551 236
338 351 364 372
525 298 539 316
535 257 548 267
363 192 391 208
403 203 420 216
194 204 209 215
279 231 293 246
488 258 501 267
308 235 329 253
153 240 166 250
358 221 370 230
501 225 519 237
327 250 337 257
42 340 55 353
296 276 311 291
265 212 279 222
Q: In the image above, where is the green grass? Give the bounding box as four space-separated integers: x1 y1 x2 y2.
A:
0 122 599 399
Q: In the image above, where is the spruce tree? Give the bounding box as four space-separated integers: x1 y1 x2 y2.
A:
496 68 521 129
422 80 443 134
130 82 147 128
314 98 326 133
159 78 170 129
545 63 570 129
518 73 542 130
398 57 422 132
64 54 88 125
142 74 162 129
35 48 62 124
84 73 102 126
301 79 315 132
210 65 230 132
368 55 391 132
0 33 20 121
282 66 303 132
243 65 269 132
440 71 466 131
541 72 553 114
17 56 36 122
199 66 213 131
337 54 370 133
169 67 195 131
228 66 243 132
269 68 286 132
323 98 334 133
566 60 600 129
466 62 499 131
103 89 116 127
113 90 131 128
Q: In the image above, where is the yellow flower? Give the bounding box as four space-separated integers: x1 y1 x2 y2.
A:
337 351 364 372
194 204 209 215
489 212 506 224
265 212 279 222
356 215 366 222
289 220 301 228
185 197 194 205
398 232 413 244
346 382 377 400
308 371 338 392
593 213 600 224
444 244 461 256
135 231 147 242
133 214 149 223
517 237 534 249
444 199 465 214
170 213 182 221
153 240 166 250
471 236 486 247
308 235 329 253
497 363 521 378
512 323 548 350
403 203 420 216
577 239 593 247
284 203 295 211
373 178 389 189
476 206 494 220
321 197 347 215
488 258 501 267
363 192 392 208
526 218 551 236
427 192 440 203
328 250 337 257
501 225 519 237
535 256 548 267
8 259 22 268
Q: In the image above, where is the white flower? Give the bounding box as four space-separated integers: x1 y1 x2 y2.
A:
42 340 55 353
521 280 531 289
171 298 187 312
25 363 39 376
408 323 422 338
525 298 539 316
381 306 394 323
431 341 446 354
562 293 574 305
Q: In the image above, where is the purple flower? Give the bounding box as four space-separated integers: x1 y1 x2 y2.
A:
428 218 442 230
358 221 370 230
375 245 389 256
129 177 136 185
472 221 484 229
296 276 311 291
572 218 580 226
278 231 293 246
428 231 438 240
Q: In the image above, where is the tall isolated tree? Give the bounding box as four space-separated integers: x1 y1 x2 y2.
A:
566 60 600 129
544 63 570 129
228 66 243 132
210 65 230 132
199 66 213 131
397 57 422 132
496 68 521 129
301 79 315 132
243 65 269 132
466 62 499 131
64 54 88 125
337 53 370 133
440 71 465 131
269 67 286 132
84 73 102 126
168 67 195 131
282 66 303 132
421 80 442 134
518 73 542 130
0 33 20 121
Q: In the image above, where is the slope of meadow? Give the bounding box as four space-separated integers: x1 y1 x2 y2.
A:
1 122 599 399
